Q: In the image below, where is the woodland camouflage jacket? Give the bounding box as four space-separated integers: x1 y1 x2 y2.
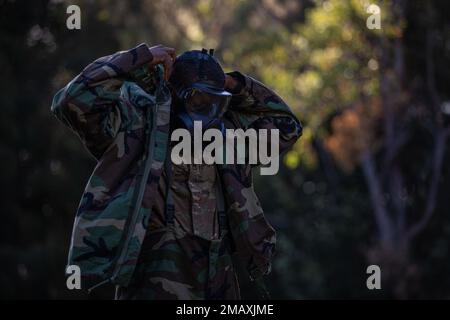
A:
51 43 302 290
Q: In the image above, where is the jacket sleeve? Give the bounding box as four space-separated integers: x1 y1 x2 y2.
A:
226 71 302 154
50 43 155 160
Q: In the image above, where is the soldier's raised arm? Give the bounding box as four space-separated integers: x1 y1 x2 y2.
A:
225 71 303 154
50 44 175 159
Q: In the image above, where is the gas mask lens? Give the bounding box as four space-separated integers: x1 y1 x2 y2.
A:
185 89 231 118
178 83 232 132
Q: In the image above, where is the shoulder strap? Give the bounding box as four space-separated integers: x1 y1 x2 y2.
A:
214 167 227 237
164 153 175 225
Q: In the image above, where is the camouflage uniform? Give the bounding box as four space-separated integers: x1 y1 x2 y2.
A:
51 44 302 299
116 163 240 299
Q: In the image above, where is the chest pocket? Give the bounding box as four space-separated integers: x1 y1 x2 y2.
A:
170 163 219 240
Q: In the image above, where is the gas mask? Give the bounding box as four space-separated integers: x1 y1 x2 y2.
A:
176 82 231 135
169 48 232 136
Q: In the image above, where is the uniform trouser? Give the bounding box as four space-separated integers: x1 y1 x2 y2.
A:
115 225 240 300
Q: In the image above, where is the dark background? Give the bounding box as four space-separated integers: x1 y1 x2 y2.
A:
1 0 450 299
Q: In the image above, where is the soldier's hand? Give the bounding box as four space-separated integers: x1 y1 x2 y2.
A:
148 44 176 81
225 74 245 94
225 75 238 91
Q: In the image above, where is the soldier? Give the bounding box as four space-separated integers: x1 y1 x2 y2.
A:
51 44 302 299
